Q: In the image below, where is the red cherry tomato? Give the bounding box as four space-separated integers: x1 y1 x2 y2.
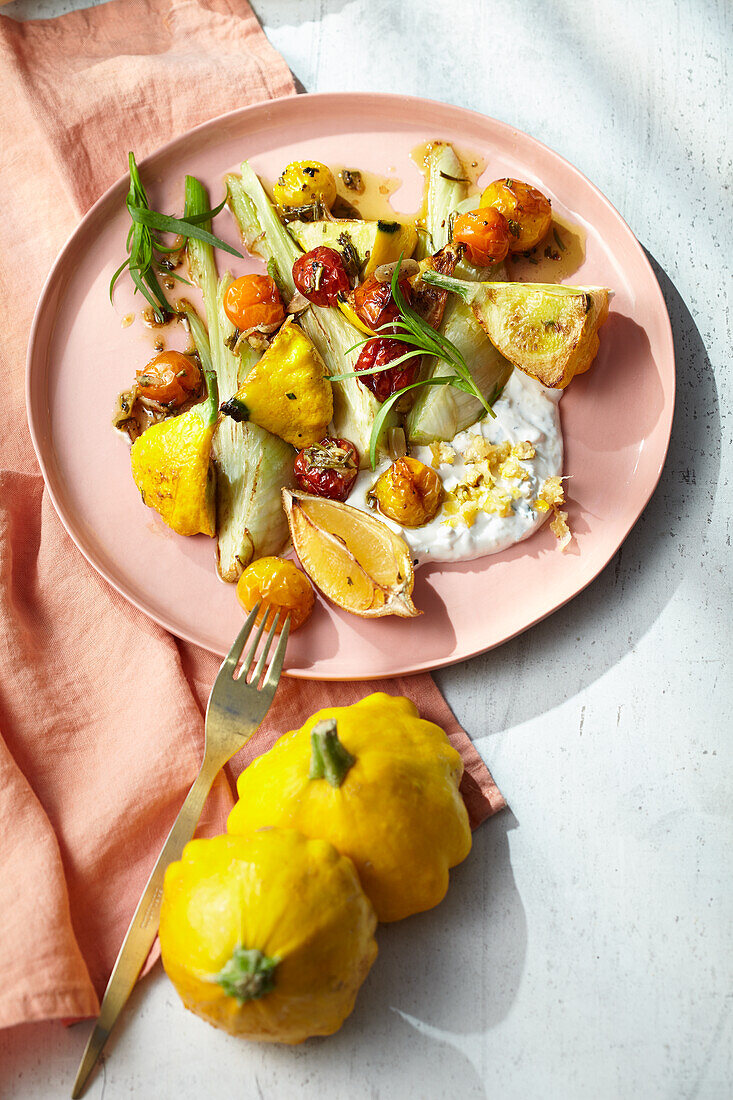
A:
352 273 412 332
223 274 285 331
135 351 201 407
293 437 360 502
355 338 418 403
452 208 511 266
292 247 350 307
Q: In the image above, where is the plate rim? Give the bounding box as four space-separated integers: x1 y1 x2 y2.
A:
25 91 676 678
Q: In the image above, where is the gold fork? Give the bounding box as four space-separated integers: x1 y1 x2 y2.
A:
71 603 290 1098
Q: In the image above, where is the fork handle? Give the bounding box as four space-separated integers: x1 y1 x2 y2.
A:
71 760 218 1099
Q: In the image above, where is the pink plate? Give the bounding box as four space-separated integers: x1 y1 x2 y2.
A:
26 93 674 680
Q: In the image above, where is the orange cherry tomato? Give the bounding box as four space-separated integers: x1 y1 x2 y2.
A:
223 275 285 332
135 351 201 407
452 208 511 266
236 557 315 632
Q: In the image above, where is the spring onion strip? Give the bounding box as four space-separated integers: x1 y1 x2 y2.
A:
418 269 472 299
181 303 219 425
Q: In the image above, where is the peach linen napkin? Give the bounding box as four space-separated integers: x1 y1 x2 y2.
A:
0 0 505 1031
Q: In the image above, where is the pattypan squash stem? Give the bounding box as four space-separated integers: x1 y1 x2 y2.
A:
309 718 355 788
216 946 278 1003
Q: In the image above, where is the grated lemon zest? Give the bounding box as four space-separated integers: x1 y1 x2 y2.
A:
442 438 538 529
429 442 456 468
463 437 511 465
534 476 565 509
499 455 529 481
550 508 572 551
513 441 536 460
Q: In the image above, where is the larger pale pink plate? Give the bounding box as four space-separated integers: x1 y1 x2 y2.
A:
26 94 674 679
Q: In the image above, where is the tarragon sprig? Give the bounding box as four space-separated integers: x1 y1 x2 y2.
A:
109 152 243 323
328 258 495 468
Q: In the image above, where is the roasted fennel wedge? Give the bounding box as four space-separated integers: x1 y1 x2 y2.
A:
225 164 397 466
406 297 513 443
215 274 295 576
185 177 294 581
416 142 470 257
408 143 511 443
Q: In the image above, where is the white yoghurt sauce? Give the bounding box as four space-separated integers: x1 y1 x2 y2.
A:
347 369 564 565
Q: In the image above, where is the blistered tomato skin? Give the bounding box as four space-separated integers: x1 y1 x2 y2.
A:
452 209 511 266
273 161 338 210
371 457 443 528
223 275 285 331
292 248 350 307
352 274 412 332
236 557 315 632
293 437 360 502
479 178 552 252
355 338 418 403
135 351 202 407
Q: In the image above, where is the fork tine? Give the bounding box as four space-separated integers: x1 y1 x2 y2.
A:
250 611 282 685
220 602 261 674
240 610 272 681
263 614 291 689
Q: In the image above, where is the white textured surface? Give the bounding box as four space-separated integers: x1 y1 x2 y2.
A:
1 1 731 1097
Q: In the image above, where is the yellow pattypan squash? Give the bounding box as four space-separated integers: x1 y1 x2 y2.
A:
130 333 218 537
227 694 472 922
219 319 333 448
160 829 377 1043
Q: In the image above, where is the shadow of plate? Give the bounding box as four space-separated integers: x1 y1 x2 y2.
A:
436 250 721 729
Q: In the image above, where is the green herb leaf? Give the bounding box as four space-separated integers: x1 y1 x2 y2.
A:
328 347 424 382
109 152 242 323
158 269 192 286
360 256 498 467
127 204 242 257
369 376 457 469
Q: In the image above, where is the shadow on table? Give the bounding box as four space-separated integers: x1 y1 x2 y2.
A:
254 810 525 1096
436 250 721 730
0 1017 83 1098
0 813 522 1099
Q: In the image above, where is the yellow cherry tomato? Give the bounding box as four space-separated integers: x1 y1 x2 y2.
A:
480 178 552 252
273 161 337 210
236 557 315 631
370 457 443 528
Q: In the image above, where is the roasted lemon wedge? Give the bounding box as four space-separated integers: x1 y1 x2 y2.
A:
282 489 420 618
